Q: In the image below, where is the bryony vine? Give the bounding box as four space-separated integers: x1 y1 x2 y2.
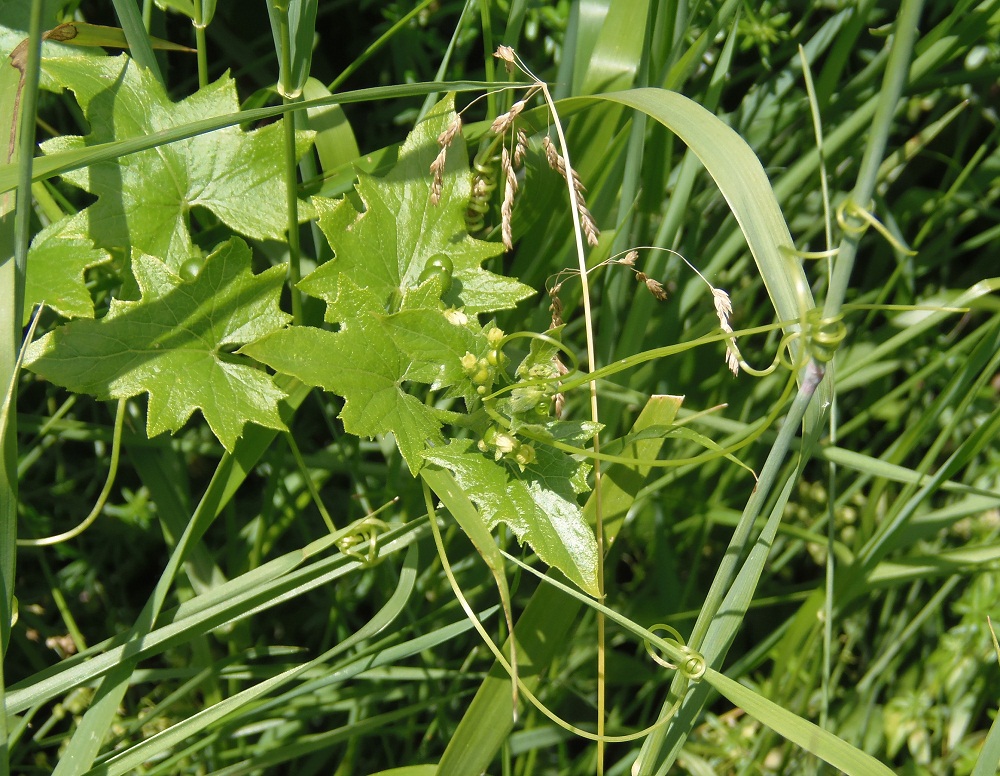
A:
20 46 754 609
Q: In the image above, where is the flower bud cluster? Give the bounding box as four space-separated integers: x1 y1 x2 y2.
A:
477 425 536 470
460 327 506 396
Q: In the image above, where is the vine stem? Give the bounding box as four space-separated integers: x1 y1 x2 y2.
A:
422 482 681 744
17 398 126 547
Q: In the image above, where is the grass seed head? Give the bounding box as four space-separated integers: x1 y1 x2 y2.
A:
725 346 741 376
437 115 462 148
514 128 528 167
490 99 527 135
494 45 516 72
549 295 564 328
637 272 668 301
578 202 600 247
711 288 740 375
712 287 734 332
542 136 598 244
429 147 448 205
501 147 517 251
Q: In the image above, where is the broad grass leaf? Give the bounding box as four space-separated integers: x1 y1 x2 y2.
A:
706 669 896 776
565 87 814 341
24 238 290 451
423 439 600 596
39 54 314 269
302 94 533 317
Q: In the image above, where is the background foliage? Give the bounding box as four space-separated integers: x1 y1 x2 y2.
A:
2 1 1000 775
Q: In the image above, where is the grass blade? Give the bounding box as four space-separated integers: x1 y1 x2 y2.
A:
705 670 895 776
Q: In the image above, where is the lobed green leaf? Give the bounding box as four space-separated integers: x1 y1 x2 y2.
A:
25 238 290 451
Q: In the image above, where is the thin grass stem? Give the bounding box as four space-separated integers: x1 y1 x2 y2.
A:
823 0 924 318
192 2 209 89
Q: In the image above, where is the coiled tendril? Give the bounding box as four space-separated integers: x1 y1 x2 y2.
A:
336 517 389 567
805 307 847 364
644 623 706 681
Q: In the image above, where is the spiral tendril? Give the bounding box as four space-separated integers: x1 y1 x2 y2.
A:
805 308 847 363
643 623 706 682
336 517 389 566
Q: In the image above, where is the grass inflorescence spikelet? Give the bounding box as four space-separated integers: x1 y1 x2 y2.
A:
501 147 516 251
429 116 463 206
542 136 600 246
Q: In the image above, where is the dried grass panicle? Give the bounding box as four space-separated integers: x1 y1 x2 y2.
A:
501 147 517 251
711 287 740 375
549 295 564 328
429 117 463 206
636 272 668 301
437 115 463 149
724 346 740 375
429 147 447 205
578 203 600 247
712 288 734 332
542 136 567 175
552 355 569 419
542 136 600 246
514 128 528 168
494 45 516 72
490 99 527 135
619 250 639 266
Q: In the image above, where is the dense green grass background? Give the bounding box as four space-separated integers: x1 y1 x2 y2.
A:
2 1 1000 774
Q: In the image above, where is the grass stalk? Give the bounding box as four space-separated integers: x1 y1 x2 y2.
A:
0 6 44 769
823 0 925 318
534 73 608 772
192 0 210 89
110 0 162 83
283 101 303 324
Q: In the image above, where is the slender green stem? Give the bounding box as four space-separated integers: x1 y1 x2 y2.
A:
478 0 496 118
17 399 126 547
273 4 304 323
0 14 42 774
688 360 826 651
636 361 828 776
1 0 45 683
283 101 303 324
823 0 924 318
283 430 335 532
110 0 163 84
327 0 438 92
418 0 477 121
800 41 837 737
193 1 210 89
